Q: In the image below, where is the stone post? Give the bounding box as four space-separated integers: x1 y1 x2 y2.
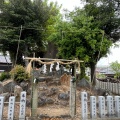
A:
8 96 15 120
70 77 76 118
0 96 4 120
90 96 96 119
81 92 88 119
118 83 120 95
107 96 114 117
19 91 26 120
115 96 120 117
98 96 105 118
31 76 38 117
31 53 38 118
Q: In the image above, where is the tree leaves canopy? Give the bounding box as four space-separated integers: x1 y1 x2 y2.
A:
0 0 61 65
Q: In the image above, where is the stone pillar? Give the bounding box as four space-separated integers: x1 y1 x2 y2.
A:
115 83 118 94
110 83 112 92
90 96 96 119
31 69 39 117
112 83 114 93
118 83 120 95
31 81 38 117
115 96 120 117
100 81 101 88
19 91 26 120
81 92 88 119
107 96 114 117
0 96 4 120
8 96 15 120
70 77 76 118
98 96 105 118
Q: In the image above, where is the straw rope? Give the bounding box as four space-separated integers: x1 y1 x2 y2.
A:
26 58 81 75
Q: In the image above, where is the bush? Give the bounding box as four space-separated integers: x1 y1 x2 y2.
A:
0 72 10 81
96 73 106 79
10 65 29 83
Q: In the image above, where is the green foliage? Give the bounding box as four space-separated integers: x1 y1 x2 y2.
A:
84 0 120 42
96 73 106 79
0 0 61 65
10 65 29 83
48 0 120 85
0 72 10 81
110 61 120 79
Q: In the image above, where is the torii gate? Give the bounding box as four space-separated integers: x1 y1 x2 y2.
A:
24 57 83 118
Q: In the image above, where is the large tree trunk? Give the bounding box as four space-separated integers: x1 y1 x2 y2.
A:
80 62 86 80
90 62 96 86
44 42 58 58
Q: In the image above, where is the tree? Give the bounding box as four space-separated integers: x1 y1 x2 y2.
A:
49 9 112 85
0 0 61 65
83 0 120 42
81 0 120 84
110 61 120 79
49 0 120 85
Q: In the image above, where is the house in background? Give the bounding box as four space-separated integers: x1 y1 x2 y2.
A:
96 66 115 78
0 55 12 73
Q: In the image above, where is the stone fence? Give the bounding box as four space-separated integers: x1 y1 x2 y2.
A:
0 91 26 120
96 79 120 95
81 91 120 119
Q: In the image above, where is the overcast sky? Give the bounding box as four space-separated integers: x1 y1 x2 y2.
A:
49 0 84 11
49 0 120 66
97 42 120 66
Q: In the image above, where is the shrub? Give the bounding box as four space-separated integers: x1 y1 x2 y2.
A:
0 72 10 81
96 73 106 79
10 65 29 83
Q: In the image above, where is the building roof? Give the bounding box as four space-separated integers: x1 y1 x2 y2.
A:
96 66 115 75
0 55 12 64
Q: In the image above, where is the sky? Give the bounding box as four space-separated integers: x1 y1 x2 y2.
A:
49 0 84 11
49 0 120 66
97 42 120 66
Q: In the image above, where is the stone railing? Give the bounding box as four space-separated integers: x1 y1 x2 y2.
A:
96 79 120 95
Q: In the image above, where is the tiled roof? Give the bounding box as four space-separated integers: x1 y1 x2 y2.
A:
0 55 12 63
96 66 115 74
